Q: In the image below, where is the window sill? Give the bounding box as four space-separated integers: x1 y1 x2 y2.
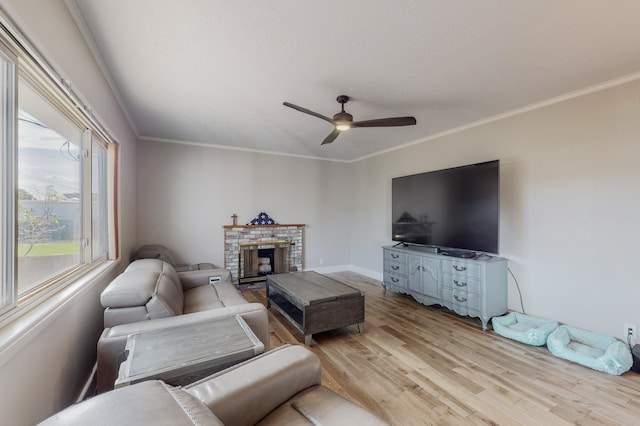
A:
0 259 121 358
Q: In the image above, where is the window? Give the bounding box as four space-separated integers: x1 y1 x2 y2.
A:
92 138 108 260
17 83 83 295
0 41 16 311
0 24 118 314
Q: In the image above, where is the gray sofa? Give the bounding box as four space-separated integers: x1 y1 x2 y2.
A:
42 345 388 425
97 258 269 393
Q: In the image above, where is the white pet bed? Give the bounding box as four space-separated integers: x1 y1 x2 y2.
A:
547 325 633 375
491 312 558 346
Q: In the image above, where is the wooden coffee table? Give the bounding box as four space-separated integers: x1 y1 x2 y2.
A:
266 271 365 345
115 315 264 388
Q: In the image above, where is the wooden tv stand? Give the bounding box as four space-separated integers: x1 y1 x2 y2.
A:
382 245 508 330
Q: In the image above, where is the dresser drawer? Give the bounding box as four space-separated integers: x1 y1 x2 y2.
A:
384 259 407 276
384 250 407 263
441 260 481 279
383 272 408 289
442 288 481 312
442 274 481 295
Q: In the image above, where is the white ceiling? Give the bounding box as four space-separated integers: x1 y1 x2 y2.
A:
67 1 640 162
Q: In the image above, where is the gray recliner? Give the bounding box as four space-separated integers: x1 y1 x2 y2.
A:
40 345 389 425
133 244 215 272
97 259 269 393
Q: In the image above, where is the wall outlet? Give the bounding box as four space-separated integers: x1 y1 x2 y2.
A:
319 258 324 266
624 323 637 344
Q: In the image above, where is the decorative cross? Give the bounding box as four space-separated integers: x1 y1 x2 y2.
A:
231 213 238 226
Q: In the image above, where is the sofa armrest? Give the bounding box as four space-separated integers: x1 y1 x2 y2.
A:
100 269 159 308
96 303 269 394
185 345 321 426
178 268 233 289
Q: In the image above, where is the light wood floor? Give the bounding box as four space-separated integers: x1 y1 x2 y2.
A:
241 271 640 426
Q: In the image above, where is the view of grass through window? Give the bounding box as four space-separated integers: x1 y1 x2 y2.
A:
17 102 82 294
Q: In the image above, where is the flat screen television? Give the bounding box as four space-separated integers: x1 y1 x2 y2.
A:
392 160 499 255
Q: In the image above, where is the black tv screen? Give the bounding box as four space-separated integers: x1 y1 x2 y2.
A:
392 160 499 254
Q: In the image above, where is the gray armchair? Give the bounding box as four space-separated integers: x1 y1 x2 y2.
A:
97 259 269 393
40 345 389 425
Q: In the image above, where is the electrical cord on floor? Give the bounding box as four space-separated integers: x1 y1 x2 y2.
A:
508 267 526 314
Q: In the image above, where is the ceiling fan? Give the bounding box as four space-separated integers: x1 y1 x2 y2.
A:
283 95 417 145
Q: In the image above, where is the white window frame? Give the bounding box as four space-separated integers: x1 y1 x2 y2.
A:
0 39 17 315
0 17 119 318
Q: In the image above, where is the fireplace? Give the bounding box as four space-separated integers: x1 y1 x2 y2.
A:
224 224 304 284
238 240 291 284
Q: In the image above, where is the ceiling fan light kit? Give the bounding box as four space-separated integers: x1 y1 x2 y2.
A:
283 95 416 145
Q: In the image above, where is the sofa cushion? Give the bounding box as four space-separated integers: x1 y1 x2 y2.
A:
39 381 223 426
186 345 322 425
211 282 248 306
257 386 388 426
183 285 225 312
146 273 185 318
104 306 149 328
101 270 163 308
126 258 183 294
183 282 247 314
102 259 185 319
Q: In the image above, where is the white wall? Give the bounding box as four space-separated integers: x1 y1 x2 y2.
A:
350 77 640 342
137 140 352 270
0 1 138 424
137 78 640 345
3 1 636 424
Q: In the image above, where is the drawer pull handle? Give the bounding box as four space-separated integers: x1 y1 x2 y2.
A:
391 265 399 270
453 279 467 287
391 253 399 259
454 295 467 303
391 276 399 283
453 265 466 272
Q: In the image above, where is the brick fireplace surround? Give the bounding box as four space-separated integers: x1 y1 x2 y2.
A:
224 224 304 284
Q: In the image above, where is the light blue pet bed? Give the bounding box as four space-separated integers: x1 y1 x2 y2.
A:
491 312 558 346
547 325 633 375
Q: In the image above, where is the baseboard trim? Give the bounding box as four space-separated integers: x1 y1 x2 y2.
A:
305 265 382 282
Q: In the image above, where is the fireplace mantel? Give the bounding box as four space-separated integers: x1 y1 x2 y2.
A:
223 224 305 229
224 224 305 284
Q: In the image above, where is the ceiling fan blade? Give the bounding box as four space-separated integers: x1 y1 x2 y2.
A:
321 128 341 145
283 102 334 124
351 116 417 128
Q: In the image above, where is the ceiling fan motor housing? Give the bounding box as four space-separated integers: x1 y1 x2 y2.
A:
334 111 353 122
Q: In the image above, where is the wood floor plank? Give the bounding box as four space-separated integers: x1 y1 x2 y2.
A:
241 272 640 425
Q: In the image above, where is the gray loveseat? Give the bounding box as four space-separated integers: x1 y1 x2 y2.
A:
42 345 388 425
97 258 269 393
